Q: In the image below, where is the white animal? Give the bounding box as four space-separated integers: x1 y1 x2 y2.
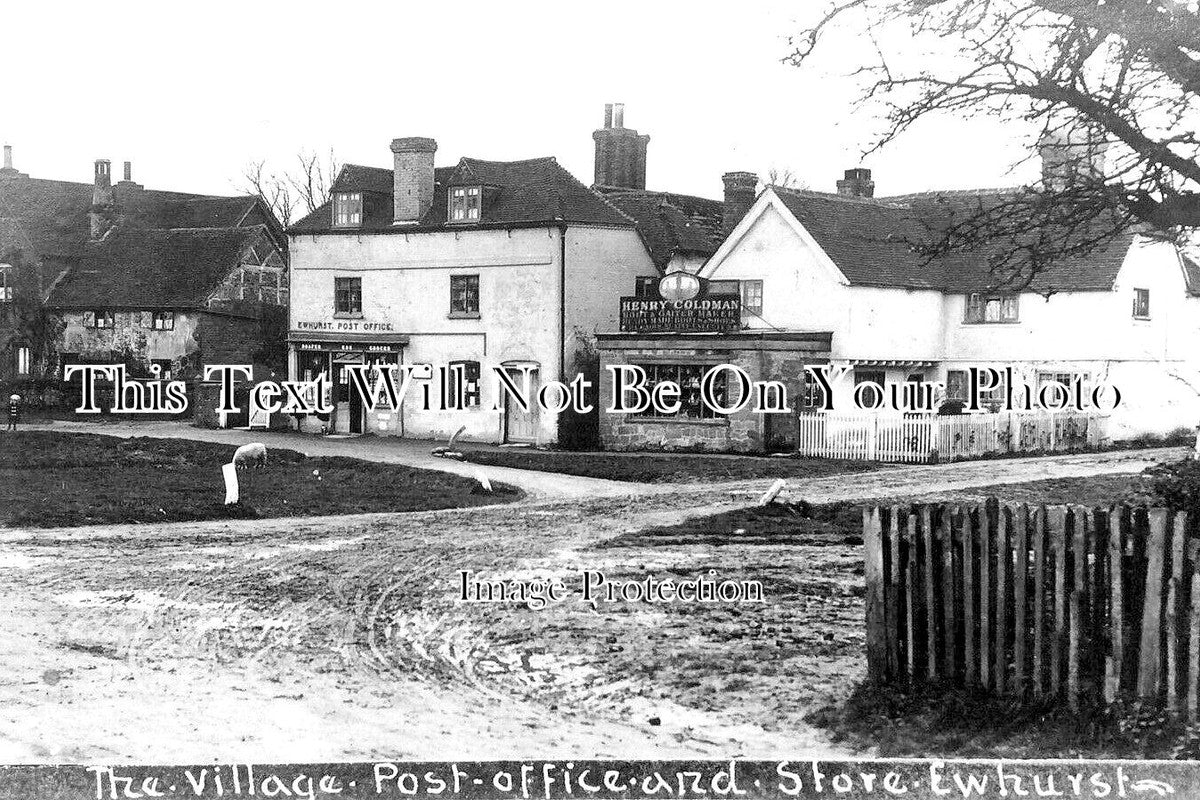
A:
232 442 268 470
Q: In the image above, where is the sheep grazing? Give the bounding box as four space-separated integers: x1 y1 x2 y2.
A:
232 442 268 470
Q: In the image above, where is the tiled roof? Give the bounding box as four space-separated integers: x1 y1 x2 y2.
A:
0 176 261 259
0 172 281 309
289 157 632 233
595 188 724 269
772 186 1140 293
48 224 266 309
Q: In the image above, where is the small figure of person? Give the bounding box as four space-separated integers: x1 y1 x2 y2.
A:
6 393 20 432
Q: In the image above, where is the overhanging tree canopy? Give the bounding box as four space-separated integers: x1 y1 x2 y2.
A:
788 0 1200 283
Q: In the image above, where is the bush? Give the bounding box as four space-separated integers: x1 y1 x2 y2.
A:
1145 459 1200 512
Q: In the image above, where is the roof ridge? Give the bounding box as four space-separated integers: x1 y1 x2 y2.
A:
879 186 1025 201
772 185 910 208
459 155 557 167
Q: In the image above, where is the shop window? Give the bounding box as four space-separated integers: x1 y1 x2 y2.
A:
448 360 481 407
449 187 481 222
334 277 362 316
450 275 480 316
740 280 763 317
333 192 362 227
1133 288 1150 319
965 293 1019 324
636 364 726 419
151 311 175 330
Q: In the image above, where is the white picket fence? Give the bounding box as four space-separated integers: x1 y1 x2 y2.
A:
793 411 1107 463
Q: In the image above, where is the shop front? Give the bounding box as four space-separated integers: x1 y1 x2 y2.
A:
596 271 833 453
288 333 408 435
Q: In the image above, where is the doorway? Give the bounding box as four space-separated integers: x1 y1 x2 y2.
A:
331 352 365 435
502 365 539 443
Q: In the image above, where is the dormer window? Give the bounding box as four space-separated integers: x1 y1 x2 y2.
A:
333 192 362 227
449 186 481 222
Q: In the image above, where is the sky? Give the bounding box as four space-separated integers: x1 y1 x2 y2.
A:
3 0 1044 203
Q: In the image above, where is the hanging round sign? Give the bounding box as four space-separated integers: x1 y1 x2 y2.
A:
658 271 702 302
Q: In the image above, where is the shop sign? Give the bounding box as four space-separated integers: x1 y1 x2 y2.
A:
296 342 404 353
294 320 396 333
619 297 741 333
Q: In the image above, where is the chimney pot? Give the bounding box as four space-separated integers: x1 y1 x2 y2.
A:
603 103 613 129
612 103 625 128
123 161 132 182
722 171 758 236
2 145 11 171
390 136 438 224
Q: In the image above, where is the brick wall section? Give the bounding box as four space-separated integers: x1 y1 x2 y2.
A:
596 332 832 453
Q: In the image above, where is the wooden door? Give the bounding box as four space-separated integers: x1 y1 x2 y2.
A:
503 367 539 443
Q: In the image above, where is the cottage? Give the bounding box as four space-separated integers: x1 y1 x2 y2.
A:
0 148 288 416
597 161 1200 452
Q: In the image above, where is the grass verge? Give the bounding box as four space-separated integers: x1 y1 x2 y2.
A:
0 431 521 528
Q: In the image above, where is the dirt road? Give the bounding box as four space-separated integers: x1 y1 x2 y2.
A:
0 435 1184 762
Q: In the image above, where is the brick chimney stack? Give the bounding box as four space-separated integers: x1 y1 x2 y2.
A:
114 159 144 202
722 171 758 236
390 137 437 225
90 159 115 240
836 168 875 198
592 102 649 189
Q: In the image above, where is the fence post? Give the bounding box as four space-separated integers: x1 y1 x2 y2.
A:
923 505 938 681
1013 504 1030 697
1049 506 1068 696
930 414 940 463
863 506 887 683
1105 506 1125 704
1188 539 1200 721
1167 514 1187 713
1137 509 1170 699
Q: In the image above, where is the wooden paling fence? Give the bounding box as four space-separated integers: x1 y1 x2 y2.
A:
863 502 1200 715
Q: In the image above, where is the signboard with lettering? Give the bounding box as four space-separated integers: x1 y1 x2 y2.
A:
619 297 741 333
296 342 404 352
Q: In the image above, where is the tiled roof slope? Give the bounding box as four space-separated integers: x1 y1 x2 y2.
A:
48 224 267 309
0 172 281 309
289 157 631 233
772 186 1141 293
595 187 724 269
